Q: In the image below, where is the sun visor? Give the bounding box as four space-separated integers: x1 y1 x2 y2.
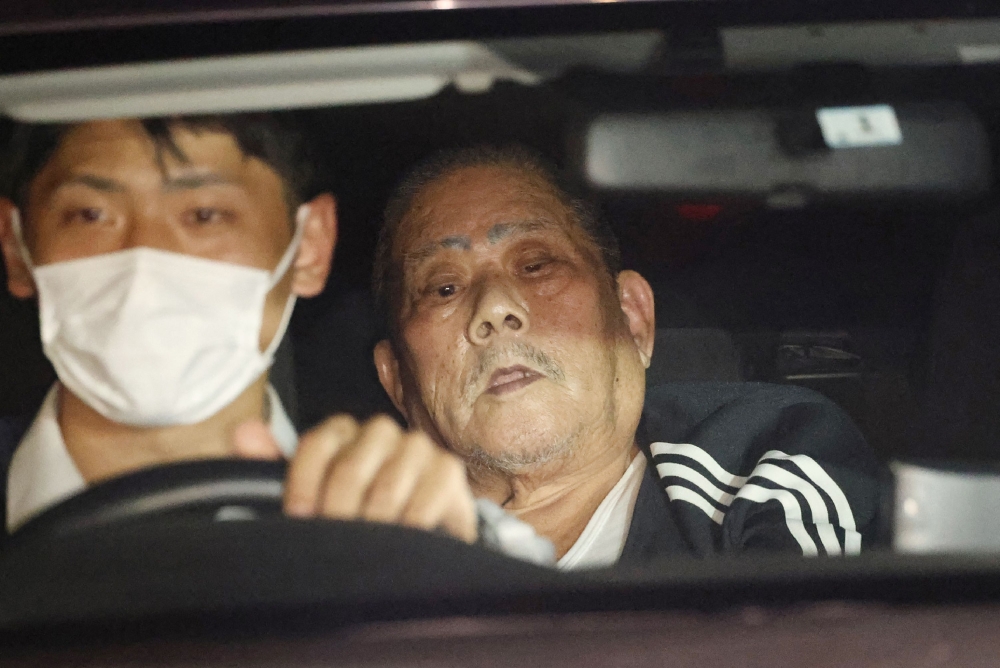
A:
0 41 540 122
576 102 992 205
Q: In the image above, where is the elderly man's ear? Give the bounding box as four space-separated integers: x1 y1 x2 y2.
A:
0 199 35 299
374 340 407 420
290 193 338 299
616 270 656 369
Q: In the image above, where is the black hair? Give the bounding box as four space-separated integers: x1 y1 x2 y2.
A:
373 144 621 334
1 113 313 218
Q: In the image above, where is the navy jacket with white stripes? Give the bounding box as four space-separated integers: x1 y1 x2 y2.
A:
618 382 882 564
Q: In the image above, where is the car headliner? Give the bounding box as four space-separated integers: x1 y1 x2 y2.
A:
2 0 999 74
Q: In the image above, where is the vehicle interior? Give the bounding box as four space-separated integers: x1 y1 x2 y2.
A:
5 20 999 461
4 2 1000 664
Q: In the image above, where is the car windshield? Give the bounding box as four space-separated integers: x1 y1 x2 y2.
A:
3 2 1000 662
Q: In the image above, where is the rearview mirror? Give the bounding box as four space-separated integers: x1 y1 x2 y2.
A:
574 102 991 205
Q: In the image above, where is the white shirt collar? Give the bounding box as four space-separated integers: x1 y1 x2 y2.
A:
557 452 646 570
6 382 298 533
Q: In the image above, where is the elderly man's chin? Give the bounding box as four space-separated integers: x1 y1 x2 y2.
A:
459 386 584 471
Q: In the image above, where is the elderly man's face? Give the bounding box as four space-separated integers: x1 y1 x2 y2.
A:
375 165 654 472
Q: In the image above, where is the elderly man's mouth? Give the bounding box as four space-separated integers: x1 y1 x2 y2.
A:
485 365 543 396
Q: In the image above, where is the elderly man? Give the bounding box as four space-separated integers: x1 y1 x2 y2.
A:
369 145 881 568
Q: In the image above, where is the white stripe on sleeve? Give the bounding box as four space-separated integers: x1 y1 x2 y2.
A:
649 443 862 556
760 450 861 555
664 485 726 525
649 442 749 488
752 463 842 556
655 462 736 508
735 483 820 556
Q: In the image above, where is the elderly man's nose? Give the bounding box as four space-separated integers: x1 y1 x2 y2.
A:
475 313 522 339
469 285 528 344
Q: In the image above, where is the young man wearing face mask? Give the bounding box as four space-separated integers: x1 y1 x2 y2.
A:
0 116 484 545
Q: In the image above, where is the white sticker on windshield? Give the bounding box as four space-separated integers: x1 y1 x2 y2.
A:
816 104 903 149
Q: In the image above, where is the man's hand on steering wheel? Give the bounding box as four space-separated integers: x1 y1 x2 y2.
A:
232 415 478 544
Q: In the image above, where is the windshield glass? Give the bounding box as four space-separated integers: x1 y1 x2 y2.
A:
1 7 1000 644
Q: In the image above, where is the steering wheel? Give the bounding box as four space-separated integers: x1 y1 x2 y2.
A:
13 459 288 539
0 458 564 631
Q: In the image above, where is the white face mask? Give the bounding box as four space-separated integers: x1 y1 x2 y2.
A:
11 207 307 427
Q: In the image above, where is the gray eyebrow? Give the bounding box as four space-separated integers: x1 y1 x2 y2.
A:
486 220 551 243
403 219 557 268
405 235 472 265
440 235 472 251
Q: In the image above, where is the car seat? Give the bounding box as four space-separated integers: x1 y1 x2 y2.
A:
646 328 743 386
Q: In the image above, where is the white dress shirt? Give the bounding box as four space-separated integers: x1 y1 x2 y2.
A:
6 382 297 532
557 452 646 570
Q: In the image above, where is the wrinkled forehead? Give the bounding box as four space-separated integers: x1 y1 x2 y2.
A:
394 164 578 259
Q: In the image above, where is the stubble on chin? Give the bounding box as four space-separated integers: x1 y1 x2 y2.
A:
462 423 582 476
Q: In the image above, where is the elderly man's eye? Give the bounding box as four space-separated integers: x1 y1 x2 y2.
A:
523 258 552 274
437 284 457 298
